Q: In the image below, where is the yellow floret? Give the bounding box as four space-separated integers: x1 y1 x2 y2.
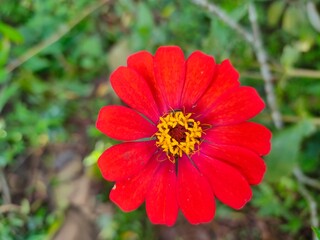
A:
155 111 202 162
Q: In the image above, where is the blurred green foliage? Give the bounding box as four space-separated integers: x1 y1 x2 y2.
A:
1 0 320 239
313 227 320 238
265 120 316 181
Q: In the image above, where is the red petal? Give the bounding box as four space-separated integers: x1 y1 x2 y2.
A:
96 105 157 141
205 122 272 156
195 59 240 113
177 156 215 224
110 66 160 123
154 46 185 110
200 142 266 185
110 157 159 211
181 51 216 108
201 87 265 126
98 141 156 181
146 161 178 226
193 154 252 209
127 51 167 114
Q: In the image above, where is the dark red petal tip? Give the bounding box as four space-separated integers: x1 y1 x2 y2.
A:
194 154 252 209
201 143 267 185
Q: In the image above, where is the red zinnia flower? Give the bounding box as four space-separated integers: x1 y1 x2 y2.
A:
96 46 271 226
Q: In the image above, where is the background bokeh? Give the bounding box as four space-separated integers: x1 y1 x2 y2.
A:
1 0 320 239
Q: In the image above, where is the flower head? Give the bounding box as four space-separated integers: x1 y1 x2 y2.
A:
96 46 271 226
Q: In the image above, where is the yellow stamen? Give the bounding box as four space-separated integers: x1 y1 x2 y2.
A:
155 111 203 162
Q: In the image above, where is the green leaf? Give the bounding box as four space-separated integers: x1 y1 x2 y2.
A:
83 141 108 167
131 2 154 50
0 83 18 112
78 36 103 58
24 56 50 72
107 39 131 71
0 38 11 67
282 4 310 36
281 45 300 69
0 68 9 84
0 22 24 44
312 227 320 239
136 2 154 33
267 1 285 26
252 183 283 217
265 120 316 182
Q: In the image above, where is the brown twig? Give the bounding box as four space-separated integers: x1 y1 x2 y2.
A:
248 3 283 129
0 204 20 214
190 0 254 44
294 167 319 240
293 167 320 191
0 168 11 204
281 115 320 126
248 3 318 238
243 68 320 80
286 68 320 79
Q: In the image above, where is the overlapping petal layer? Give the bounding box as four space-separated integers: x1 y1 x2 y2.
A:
193 154 252 209
127 51 167 114
200 142 266 185
194 59 240 114
181 51 216 109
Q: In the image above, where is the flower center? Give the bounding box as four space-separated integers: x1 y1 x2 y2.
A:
155 111 203 162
